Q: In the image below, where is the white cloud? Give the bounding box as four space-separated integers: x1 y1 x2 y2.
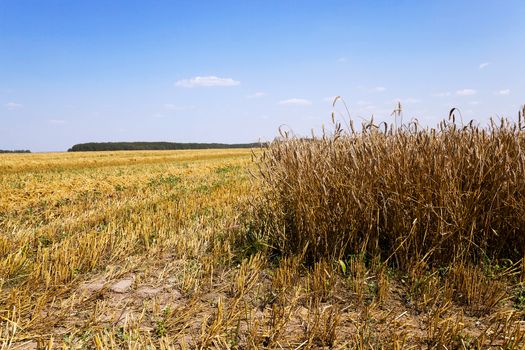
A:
337 57 347 63
356 107 392 116
164 104 178 110
372 86 386 92
456 89 477 96
246 92 266 98
164 104 194 111
432 92 451 97
175 76 240 88
479 62 490 69
48 119 66 124
279 98 312 106
6 102 22 110
394 97 420 104
496 89 510 96
323 96 338 103
469 101 480 105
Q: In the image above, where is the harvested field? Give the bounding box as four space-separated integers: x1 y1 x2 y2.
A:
2 133 525 348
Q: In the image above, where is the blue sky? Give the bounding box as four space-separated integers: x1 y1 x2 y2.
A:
1 0 524 151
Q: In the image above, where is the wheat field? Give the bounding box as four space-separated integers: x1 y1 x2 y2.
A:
1 149 257 348
2 134 525 349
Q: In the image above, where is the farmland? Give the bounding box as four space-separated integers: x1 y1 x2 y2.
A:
3 0 524 348
2 124 525 349
1 149 255 348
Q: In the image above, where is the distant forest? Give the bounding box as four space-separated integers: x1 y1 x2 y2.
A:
68 141 264 152
0 150 31 153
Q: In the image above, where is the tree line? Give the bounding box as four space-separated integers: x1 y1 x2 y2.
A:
68 141 263 152
0 150 31 153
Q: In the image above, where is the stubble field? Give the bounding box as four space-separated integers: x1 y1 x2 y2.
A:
2 123 525 349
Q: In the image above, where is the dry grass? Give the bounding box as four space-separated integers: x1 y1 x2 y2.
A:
253 105 525 268
245 104 525 348
2 109 525 349
1 149 257 348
